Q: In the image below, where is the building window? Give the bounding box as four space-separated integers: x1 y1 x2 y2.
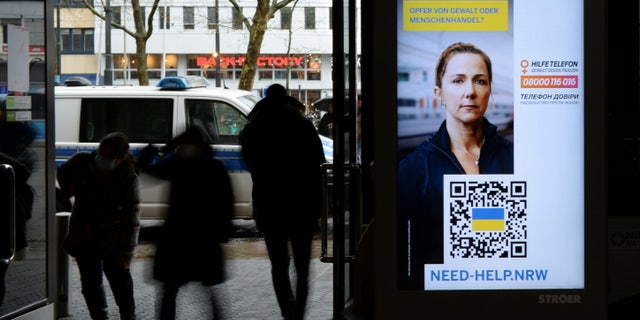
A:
56 0 88 9
258 70 273 80
146 54 163 79
275 70 287 80
207 7 218 30
281 7 292 29
112 54 172 81
60 28 94 53
159 7 170 29
140 7 146 23
306 54 322 80
255 54 315 81
232 7 243 30
305 7 315 29
183 7 194 29
110 6 121 25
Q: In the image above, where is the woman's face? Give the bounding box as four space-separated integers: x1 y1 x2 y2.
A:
435 53 491 125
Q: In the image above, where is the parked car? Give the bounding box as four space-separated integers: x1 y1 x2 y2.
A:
54 76 333 226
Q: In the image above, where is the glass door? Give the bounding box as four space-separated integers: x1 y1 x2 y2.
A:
0 0 55 318
318 1 367 319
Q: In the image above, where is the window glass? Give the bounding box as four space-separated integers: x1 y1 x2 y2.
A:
61 29 71 51
275 70 287 79
186 100 219 143
80 98 174 143
258 70 273 80
111 6 121 25
305 7 315 29
214 102 248 143
84 29 94 51
306 54 322 81
207 7 217 29
232 7 243 30
159 7 170 29
186 100 248 145
281 7 292 29
60 28 93 53
146 54 161 68
72 29 82 51
184 7 194 29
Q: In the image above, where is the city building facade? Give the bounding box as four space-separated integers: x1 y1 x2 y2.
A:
53 0 360 105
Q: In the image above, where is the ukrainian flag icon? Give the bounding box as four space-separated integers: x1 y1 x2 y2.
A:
471 207 505 231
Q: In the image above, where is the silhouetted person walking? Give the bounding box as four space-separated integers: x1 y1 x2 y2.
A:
58 132 140 320
138 125 234 320
240 84 326 320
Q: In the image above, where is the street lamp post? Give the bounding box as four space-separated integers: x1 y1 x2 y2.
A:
215 0 221 87
56 1 62 84
104 0 113 85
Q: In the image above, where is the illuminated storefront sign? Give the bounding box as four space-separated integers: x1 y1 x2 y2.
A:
196 55 305 68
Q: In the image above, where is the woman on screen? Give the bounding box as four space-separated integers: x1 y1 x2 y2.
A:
397 42 514 289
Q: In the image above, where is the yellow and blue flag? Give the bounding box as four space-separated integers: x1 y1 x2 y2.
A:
471 207 505 231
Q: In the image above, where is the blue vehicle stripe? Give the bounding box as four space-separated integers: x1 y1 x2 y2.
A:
56 138 331 172
56 146 251 172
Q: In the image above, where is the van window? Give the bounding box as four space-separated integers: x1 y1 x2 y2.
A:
186 99 248 145
79 98 174 143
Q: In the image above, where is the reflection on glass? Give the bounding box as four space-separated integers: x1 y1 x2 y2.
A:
0 0 48 316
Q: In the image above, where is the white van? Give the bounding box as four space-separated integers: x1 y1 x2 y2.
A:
54 76 333 226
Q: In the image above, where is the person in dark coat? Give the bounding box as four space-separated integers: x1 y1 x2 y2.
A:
239 84 326 320
137 125 234 320
397 42 514 289
57 131 141 320
317 100 334 138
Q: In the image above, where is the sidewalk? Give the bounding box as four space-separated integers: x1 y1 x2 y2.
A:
58 240 335 320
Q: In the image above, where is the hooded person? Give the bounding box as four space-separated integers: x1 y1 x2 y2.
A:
57 131 141 320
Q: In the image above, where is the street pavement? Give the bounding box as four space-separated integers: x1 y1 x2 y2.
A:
57 221 337 320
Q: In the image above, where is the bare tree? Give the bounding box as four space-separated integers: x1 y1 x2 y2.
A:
229 0 296 91
82 0 296 89
81 0 160 85
284 0 300 93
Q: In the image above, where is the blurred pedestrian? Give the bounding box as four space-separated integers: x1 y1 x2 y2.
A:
240 84 326 320
317 100 334 138
138 125 234 320
58 132 141 320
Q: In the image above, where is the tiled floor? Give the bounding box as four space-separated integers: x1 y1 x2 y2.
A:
61 235 337 320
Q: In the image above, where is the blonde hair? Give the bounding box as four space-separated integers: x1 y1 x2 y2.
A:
434 42 493 89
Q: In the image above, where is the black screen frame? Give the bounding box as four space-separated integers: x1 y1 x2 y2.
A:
367 0 607 318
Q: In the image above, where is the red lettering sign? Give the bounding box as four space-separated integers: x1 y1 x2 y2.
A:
195 55 304 68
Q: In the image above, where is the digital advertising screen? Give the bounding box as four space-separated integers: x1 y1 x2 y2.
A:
371 0 607 318
397 0 584 291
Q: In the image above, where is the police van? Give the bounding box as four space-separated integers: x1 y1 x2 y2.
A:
54 76 333 226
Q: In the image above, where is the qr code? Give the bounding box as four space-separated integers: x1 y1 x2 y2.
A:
449 180 527 259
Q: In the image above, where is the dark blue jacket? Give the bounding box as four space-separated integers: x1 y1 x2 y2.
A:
397 118 513 289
